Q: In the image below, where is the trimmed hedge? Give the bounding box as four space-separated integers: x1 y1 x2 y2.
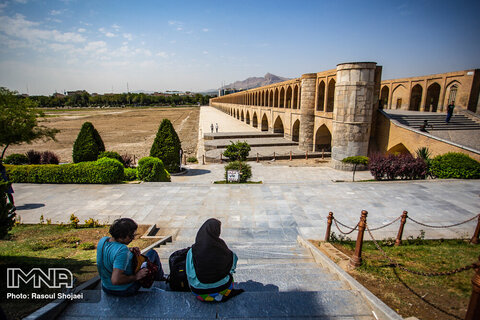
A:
124 168 138 181
224 161 252 183
150 119 181 173
137 157 170 182
5 157 124 184
223 141 251 161
72 122 105 163
430 152 480 179
4 153 29 165
98 151 124 166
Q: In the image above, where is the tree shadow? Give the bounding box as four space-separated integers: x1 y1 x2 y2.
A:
392 267 462 320
15 203 45 210
235 280 279 292
184 169 211 176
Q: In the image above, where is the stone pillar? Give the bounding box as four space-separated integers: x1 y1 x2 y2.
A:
299 73 317 151
332 62 377 170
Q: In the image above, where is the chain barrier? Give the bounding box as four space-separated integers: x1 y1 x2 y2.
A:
333 218 358 235
368 215 403 231
407 214 479 229
366 224 479 276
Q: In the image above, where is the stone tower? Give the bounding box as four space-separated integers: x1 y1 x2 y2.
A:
331 62 377 170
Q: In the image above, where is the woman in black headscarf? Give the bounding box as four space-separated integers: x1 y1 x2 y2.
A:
186 218 244 302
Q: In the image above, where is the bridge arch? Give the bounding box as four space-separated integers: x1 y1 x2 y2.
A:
392 84 408 109
261 114 269 131
274 88 279 107
246 111 250 124
293 85 299 109
269 90 274 107
387 143 410 155
409 84 423 111
425 83 440 112
292 120 300 142
236 109 240 119
326 79 335 112
317 80 325 111
241 110 245 121
380 86 389 108
315 125 331 152
273 116 284 135
252 112 258 128
286 86 292 108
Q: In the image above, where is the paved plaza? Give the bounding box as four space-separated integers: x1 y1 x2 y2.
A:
12 106 480 241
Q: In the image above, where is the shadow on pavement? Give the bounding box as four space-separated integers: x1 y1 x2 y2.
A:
15 203 45 210
184 169 211 176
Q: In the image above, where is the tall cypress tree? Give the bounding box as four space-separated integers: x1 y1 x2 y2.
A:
150 119 181 173
72 122 105 163
0 181 15 239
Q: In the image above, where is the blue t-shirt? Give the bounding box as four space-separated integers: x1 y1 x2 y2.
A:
96 236 134 291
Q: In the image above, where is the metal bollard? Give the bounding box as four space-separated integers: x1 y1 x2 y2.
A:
322 148 324 159
465 256 480 320
183 154 187 165
325 212 334 242
290 151 292 161
273 152 276 161
202 155 205 165
395 211 408 246
220 153 222 162
470 215 480 244
350 210 368 268
305 150 308 160
256 153 259 163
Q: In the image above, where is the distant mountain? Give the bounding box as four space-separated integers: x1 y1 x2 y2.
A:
222 73 291 91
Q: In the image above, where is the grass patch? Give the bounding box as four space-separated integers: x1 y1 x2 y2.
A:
0 224 159 320
312 238 479 320
213 180 262 184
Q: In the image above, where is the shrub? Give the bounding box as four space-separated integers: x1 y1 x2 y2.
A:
70 213 79 228
342 156 369 181
5 157 124 184
187 156 198 163
26 150 42 164
223 141 251 161
224 161 252 183
150 119 182 173
98 151 124 166
0 181 15 239
121 154 134 168
84 218 101 228
124 168 138 181
369 153 427 180
137 157 171 182
41 151 59 164
430 152 480 179
4 153 29 165
72 122 105 163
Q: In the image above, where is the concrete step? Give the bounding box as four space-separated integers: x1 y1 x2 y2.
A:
204 132 284 140
59 290 374 319
204 137 298 151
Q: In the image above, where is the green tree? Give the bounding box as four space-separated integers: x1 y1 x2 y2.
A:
342 156 369 181
72 122 105 163
0 87 59 159
223 141 251 161
150 119 182 173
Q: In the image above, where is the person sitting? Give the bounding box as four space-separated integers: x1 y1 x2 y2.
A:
419 120 433 132
186 218 244 302
96 218 165 296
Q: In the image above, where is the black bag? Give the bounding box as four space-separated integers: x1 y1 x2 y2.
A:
167 247 191 292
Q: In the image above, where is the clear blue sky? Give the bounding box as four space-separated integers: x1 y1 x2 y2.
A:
0 0 479 95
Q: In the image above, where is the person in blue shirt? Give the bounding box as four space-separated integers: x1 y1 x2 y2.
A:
186 218 244 302
97 218 165 296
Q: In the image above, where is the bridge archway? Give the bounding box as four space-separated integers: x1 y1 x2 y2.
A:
246 111 250 124
293 85 299 109
269 90 273 107
274 88 279 107
380 86 389 108
315 125 331 151
292 120 300 142
317 81 325 111
273 116 284 135
241 110 245 121
409 84 422 111
426 83 440 112
327 79 335 112
445 81 460 107
236 109 240 119
387 143 410 155
252 112 258 128
261 114 269 131
392 85 407 109
286 86 292 108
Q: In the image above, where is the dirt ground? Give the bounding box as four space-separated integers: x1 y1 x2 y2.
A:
5 107 200 163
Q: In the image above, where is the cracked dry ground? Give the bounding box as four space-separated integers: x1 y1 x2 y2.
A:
6 107 200 163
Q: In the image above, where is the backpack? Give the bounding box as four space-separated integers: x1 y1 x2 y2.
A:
167 247 191 292
131 253 158 288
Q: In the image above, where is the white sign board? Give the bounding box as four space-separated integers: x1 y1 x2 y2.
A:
227 170 240 182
